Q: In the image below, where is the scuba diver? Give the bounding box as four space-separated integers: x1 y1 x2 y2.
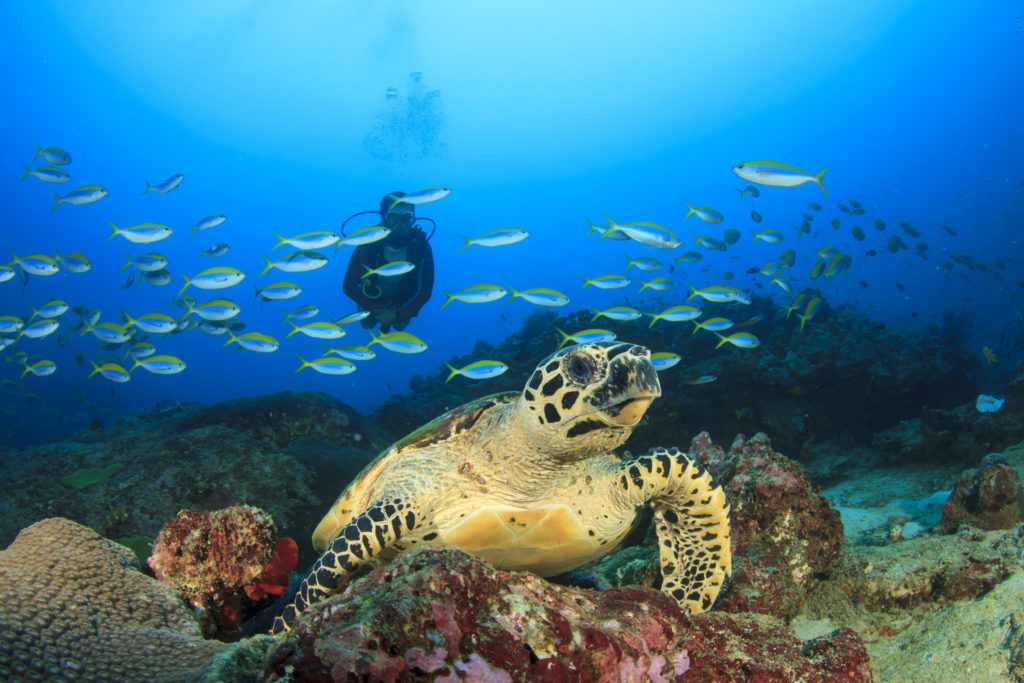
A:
341 191 435 333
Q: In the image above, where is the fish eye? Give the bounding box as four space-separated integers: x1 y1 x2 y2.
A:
567 355 595 383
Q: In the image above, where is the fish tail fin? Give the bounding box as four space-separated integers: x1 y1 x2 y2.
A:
20 166 31 182
259 255 273 278
441 290 455 309
294 354 308 373
285 322 300 338
141 181 152 196
178 274 191 296
692 321 702 335
361 265 373 279
87 360 101 378
556 327 572 348
684 199 695 220
222 331 239 348
580 273 591 289
188 224 196 239
589 308 601 323
129 357 141 374
199 247 205 258
120 253 131 272
814 166 828 199
107 220 119 241
686 283 699 301
638 282 649 293
505 285 518 304
714 333 729 349
585 217 599 236
253 286 261 302
647 314 659 329
32 142 42 161
445 362 459 382
50 192 62 214
273 232 287 249
457 236 472 252
736 187 747 200
693 232 702 246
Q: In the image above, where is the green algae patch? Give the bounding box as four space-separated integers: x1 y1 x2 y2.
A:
62 464 121 490
117 536 154 564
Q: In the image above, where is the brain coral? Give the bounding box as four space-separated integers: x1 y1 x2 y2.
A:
0 517 226 681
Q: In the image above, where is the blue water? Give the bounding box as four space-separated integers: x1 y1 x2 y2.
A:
1 2 1022 446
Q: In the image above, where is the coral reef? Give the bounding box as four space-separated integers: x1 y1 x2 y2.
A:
0 517 226 681
938 456 1023 533
0 391 379 570
148 504 298 635
263 545 872 682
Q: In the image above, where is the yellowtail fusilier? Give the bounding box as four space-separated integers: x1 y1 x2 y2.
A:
458 228 529 251
586 217 628 240
692 318 734 335
673 252 702 265
20 359 57 378
189 214 227 238
334 310 372 326
142 173 184 195
21 165 70 183
590 306 642 322
797 297 822 333
142 269 172 287
121 311 178 335
687 284 743 303
732 160 828 198
32 143 71 165
179 267 246 295
53 249 90 273
223 331 280 353
340 225 391 247
771 278 793 294
9 250 59 276
0 316 24 334
261 251 328 277
556 328 616 349
367 330 428 354
201 243 230 258
581 273 630 289
50 185 108 213
650 352 681 371
121 252 168 272
125 342 157 360
284 305 319 322
30 299 69 320
274 231 341 250
694 234 728 251
624 255 663 272
638 277 671 292
17 319 60 340
286 321 346 339
441 283 507 308
130 355 186 375
445 360 509 382
295 355 356 375
388 186 451 210
323 344 375 361
362 261 414 279
602 215 681 249
646 305 702 328
80 321 132 343
753 229 784 244
507 286 569 307
108 221 173 244
254 282 302 301
684 200 723 224
714 331 761 349
88 360 130 383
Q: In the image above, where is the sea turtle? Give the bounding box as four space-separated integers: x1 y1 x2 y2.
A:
272 341 731 632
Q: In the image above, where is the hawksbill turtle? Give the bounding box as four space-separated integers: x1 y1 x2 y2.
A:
273 341 731 632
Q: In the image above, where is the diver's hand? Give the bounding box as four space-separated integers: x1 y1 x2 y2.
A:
375 309 397 326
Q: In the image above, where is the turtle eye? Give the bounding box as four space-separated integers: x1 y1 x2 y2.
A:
568 355 595 383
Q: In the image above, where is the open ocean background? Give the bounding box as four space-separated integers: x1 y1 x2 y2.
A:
1 1 1022 447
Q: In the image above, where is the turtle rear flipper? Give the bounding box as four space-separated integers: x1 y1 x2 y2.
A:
272 497 420 633
614 448 731 615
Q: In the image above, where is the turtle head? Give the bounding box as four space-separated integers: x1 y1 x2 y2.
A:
519 341 661 460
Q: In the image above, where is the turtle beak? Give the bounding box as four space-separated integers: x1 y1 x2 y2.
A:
598 352 661 426
602 391 658 426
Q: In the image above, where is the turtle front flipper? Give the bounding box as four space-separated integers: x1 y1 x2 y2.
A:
272 497 420 633
613 447 731 615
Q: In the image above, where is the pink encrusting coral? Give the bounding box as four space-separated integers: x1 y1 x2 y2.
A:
148 504 298 633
